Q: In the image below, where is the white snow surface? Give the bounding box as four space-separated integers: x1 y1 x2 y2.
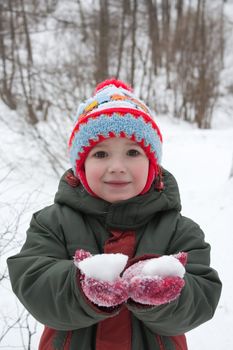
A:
76 253 128 282
1 111 233 349
141 256 185 278
1 1 233 345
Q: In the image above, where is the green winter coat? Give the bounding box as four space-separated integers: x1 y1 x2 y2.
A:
7 168 222 350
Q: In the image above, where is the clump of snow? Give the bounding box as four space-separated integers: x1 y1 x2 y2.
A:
141 256 185 278
77 253 128 282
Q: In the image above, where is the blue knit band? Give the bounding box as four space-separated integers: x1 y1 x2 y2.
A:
70 113 162 175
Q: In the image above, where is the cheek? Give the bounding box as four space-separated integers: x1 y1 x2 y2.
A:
142 165 150 184
85 161 103 187
134 160 149 185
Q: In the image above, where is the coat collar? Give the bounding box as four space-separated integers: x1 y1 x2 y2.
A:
55 168 181 230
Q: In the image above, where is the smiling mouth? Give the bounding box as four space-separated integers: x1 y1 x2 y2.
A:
104 181 131 186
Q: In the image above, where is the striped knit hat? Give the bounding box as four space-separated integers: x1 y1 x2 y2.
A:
68 79 163 195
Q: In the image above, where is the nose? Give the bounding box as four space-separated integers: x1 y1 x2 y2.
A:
107 157 126 173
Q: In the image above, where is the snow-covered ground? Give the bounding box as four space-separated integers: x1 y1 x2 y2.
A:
160 117 233 349
1 1 233 347
1 105 233 348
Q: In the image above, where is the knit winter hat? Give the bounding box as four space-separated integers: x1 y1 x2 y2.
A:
68 79 163 195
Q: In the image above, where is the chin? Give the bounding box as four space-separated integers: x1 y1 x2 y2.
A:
106 195 132 203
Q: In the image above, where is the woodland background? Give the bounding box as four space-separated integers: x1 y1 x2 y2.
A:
1 0 233 349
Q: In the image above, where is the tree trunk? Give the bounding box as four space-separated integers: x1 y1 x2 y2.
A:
0 1 17 109
130 0 137 86
115 0 127 78
145 0 160 74
95 0 110 83
162 0 171 88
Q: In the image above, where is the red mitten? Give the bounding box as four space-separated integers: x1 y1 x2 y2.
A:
123 253 187 306
74 249 129 307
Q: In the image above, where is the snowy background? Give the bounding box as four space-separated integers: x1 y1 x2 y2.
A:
1 97 233 350
1 1 233 350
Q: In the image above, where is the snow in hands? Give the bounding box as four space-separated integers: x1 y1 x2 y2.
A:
141 255 186 279
74 250 129 307
74 249 187 307
74 250 128 282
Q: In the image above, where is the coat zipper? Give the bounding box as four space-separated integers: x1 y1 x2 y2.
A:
156 335 165 350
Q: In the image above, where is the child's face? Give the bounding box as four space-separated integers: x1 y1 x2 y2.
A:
84 137 149 203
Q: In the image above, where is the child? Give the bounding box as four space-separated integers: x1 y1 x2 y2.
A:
7 79 222 350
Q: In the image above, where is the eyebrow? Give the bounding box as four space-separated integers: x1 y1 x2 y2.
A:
125 142 141 147
93 142 140 148
92 143 105 148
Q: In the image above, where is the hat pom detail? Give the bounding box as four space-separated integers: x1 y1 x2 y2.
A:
95 78 133 93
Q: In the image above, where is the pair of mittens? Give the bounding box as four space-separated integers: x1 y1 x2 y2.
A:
74 250 187 307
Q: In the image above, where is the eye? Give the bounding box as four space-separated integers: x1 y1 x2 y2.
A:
93 151 108 158
127 149 140 157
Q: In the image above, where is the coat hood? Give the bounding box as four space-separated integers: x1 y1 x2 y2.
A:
54 168 181 230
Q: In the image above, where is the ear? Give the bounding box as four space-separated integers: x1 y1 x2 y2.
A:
65 171 80 187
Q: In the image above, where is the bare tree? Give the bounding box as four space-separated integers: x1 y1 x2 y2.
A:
145 0 160 75
95 0 110 83
129 0 137 86
115 0 128 78
0 307 38 349
0 2 17 109
0 0 227 130
0 171 39 348
172 1 224 128
161 0 172 88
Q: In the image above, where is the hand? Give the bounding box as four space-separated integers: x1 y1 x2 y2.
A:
74 249 129 307
122 253 187 306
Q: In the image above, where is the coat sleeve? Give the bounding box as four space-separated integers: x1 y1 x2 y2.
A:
127 215 222 336
7 206 118 331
